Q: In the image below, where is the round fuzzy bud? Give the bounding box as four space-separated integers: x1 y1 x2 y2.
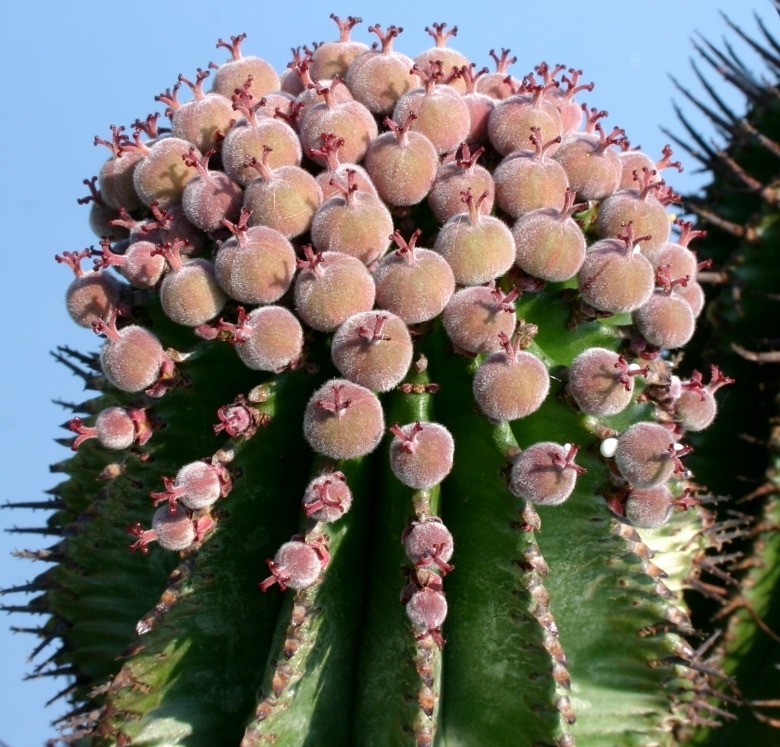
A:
99 323 168 393
509 442 585 505
403 518 454 573
300 81 378 165
414 23 471 94
623 485 673 529
302 472 353 523
568 348 646 417
427 144 495 223
331 312 413 392
170 69 235 153
293 67 356 122
613 422 678 489
310 134 379 201
133 137 201 208
642 218 712 268
66 271 123 329
158 253 226 327
642 241 698 279
363 115 439 206
488 86 563 157
294 248 376 332
577 227 655 314
406 587 448 632
128 505 213 554
95 126 144 211
91 407 137 450
373 231 455 325
511 188 587 282
392 61 471 155
632 292 695 350
548 66 594 135
150 504 197 552
310 15 369 80
345 25 419 114
310 172 393 266
278 49 307 97
222 117 302 187
674 366 734 432
476 48 519 100
259 90 303 116
99 239 167 289
650 231 708 320
676 387 716 433
460 70 495 144
433 189 515 285
552 120 624 201
472 333 550 422
211 35 280 100
85 197 127 241
243 153 323 239
213 396 259 439
617 150 655 192
616 144 683 192
261 540 325 592
181 149 243 232
303 379 385 460
57 247 123 328
233 306 304 372
215 215 297 305
493 128 569 218
151 461 225 511
677 280 705 318
595 169 672 253
442 284 518 354
389 422 455 489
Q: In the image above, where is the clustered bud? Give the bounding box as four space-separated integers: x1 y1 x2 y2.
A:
59 17 729 685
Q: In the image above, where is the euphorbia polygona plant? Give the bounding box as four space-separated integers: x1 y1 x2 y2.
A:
6 15 737 746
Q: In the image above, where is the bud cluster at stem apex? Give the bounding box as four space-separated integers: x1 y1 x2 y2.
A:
62 17 730 633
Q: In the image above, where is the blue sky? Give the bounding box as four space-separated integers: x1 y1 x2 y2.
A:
1 2 778 744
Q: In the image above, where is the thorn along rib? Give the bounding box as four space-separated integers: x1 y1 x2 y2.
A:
22 13 741 747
